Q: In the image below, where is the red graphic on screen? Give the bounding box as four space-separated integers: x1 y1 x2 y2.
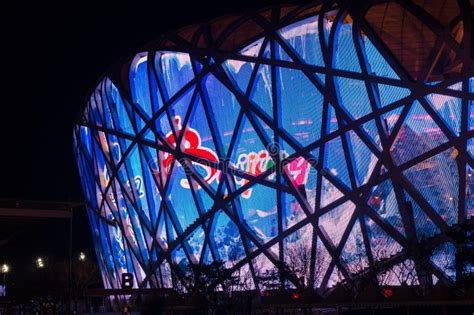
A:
161 116 219 188
286 156 310 187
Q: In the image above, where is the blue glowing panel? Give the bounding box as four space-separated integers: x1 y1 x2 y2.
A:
74 6 472 292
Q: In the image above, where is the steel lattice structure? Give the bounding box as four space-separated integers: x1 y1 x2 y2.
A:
74 0 474 296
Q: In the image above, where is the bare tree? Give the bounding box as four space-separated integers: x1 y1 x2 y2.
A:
286 241 312 288
252 255 281 291
255 266 282 291
233 266 255 291
314 245 330 289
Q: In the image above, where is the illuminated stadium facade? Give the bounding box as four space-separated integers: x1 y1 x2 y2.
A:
74 0 474 296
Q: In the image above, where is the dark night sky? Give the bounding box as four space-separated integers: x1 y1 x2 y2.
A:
0 0 302 201
0 0 301 288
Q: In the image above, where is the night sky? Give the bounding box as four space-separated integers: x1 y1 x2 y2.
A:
0 0 307 200
0 0 301 290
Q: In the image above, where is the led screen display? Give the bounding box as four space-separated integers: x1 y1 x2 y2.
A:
74 3 474 293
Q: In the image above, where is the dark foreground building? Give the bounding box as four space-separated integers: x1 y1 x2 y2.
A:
73 0 474 303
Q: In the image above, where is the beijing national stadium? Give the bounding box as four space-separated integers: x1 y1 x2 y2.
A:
73 0 474 298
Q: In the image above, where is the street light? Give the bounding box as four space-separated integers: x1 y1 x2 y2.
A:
1 263 9 296
1 264 9 274
36 257 45 269
78 252 86 262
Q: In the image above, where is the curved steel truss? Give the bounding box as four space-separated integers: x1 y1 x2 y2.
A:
74 0 474 295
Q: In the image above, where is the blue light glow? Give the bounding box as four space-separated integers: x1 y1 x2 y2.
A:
74 8 474 292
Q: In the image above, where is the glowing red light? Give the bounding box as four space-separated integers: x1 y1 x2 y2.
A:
292 292 300 299
382 287 393 298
